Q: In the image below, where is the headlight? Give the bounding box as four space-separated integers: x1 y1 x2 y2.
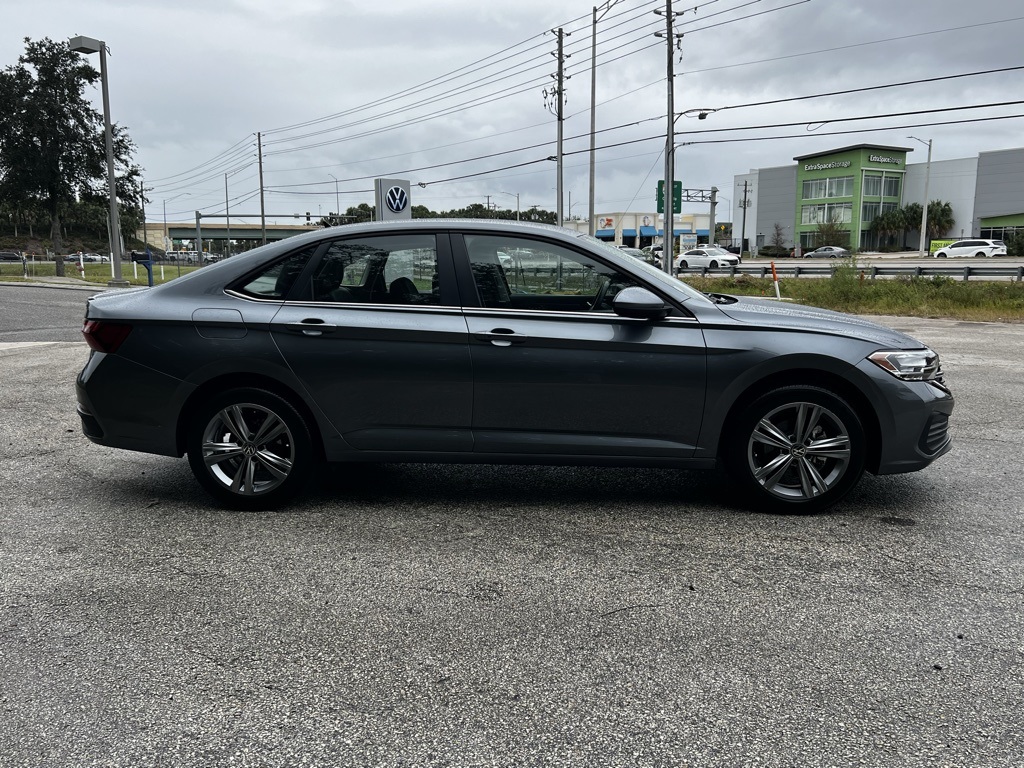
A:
868 348 941 381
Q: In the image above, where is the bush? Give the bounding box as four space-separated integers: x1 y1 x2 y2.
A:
1005 230 1024 257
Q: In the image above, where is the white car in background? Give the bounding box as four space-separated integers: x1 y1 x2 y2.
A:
674 247 741 271
932 239 1007 258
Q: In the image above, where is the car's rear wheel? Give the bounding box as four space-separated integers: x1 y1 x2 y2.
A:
976 251 987 258
678 260 688 270
722 386 865 514
186 387 313 510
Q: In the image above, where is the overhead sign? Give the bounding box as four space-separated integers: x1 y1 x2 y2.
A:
374 178 412 221
656 180 682 214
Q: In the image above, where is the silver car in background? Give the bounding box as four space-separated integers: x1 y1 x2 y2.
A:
77 220 953 513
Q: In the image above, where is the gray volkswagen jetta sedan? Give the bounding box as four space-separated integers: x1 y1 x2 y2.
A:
76 220 953 513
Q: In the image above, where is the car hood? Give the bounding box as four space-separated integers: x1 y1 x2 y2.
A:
715 296 925 348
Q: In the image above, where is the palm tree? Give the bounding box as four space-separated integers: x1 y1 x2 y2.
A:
901 203 922 249
926 200 955 242
869 208 905 250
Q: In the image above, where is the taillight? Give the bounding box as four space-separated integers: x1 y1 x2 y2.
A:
82 320 132 353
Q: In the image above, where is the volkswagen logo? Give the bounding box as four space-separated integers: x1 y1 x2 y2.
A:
386 186 409 213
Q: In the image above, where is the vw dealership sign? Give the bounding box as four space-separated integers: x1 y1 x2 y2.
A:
374 178 412 221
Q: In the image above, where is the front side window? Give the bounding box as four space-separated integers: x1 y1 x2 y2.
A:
310 234 443 305
465 234 639 313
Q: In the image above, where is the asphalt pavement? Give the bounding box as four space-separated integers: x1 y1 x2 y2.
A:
0 291 1022 767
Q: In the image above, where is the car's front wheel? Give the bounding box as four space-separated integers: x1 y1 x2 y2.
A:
709 260 719 269
186 387 313 510
722 386 865 514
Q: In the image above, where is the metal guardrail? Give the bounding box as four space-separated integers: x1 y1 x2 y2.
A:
680 264 1024 281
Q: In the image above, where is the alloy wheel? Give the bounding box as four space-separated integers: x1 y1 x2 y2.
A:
746 401 852 502
201 402 295 496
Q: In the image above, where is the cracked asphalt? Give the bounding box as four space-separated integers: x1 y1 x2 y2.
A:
1 286 1022 767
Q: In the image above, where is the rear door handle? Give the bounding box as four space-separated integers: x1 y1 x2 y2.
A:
285 319 338 336
474 328 527 347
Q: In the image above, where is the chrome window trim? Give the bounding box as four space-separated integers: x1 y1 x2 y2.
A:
463 307 698 324
224 289 463 313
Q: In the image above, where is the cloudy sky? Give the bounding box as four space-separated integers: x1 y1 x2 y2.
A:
3 0 1023 226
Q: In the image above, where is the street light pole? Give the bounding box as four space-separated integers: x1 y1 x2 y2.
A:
908 136 933 258
224 174 232 259
329 174 340 222
500 191 520 221
69 35 128 287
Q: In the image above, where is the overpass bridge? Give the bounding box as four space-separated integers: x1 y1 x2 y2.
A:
137 221 322 252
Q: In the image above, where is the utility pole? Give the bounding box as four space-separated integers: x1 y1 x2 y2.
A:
257 132 266 245
655 1 680 275
545 28 569 224
589 1 622 237
708 186 717 246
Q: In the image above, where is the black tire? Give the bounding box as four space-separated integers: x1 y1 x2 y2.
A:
678 260 688 270
722 386 866 514
186 387 313 510
976 251 986 258
709 260 719 269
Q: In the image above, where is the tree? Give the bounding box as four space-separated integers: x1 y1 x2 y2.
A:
0 37 142 253
869 208 906 250
815 214 849 249
343 203 374 223
771 222 786 250
901 202 922 249
925 200 955 242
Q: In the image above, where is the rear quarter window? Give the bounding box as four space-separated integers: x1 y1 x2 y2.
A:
231 246 318 299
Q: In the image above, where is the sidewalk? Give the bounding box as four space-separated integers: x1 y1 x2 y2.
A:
0 275 111 291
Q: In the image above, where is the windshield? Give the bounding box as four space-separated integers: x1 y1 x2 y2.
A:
579 234 713 304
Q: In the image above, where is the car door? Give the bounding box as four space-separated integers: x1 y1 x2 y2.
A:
454 232 707 459
269 231 473 453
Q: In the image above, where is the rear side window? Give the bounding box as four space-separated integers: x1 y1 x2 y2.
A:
309 234 445 305
232 246 318 299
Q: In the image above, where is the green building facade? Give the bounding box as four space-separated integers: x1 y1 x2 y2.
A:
793 145 909 251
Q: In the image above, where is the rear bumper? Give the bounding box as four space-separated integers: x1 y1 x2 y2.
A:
76 351 187 457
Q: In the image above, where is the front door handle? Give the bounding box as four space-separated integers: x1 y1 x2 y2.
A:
474 328 527 347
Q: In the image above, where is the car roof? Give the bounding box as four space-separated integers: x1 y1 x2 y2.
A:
147 218 625 297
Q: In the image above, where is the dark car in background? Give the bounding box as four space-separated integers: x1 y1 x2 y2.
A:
77 220 953 513
0 250 24 262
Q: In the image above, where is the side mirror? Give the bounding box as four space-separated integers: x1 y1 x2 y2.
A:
613 286 670 321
